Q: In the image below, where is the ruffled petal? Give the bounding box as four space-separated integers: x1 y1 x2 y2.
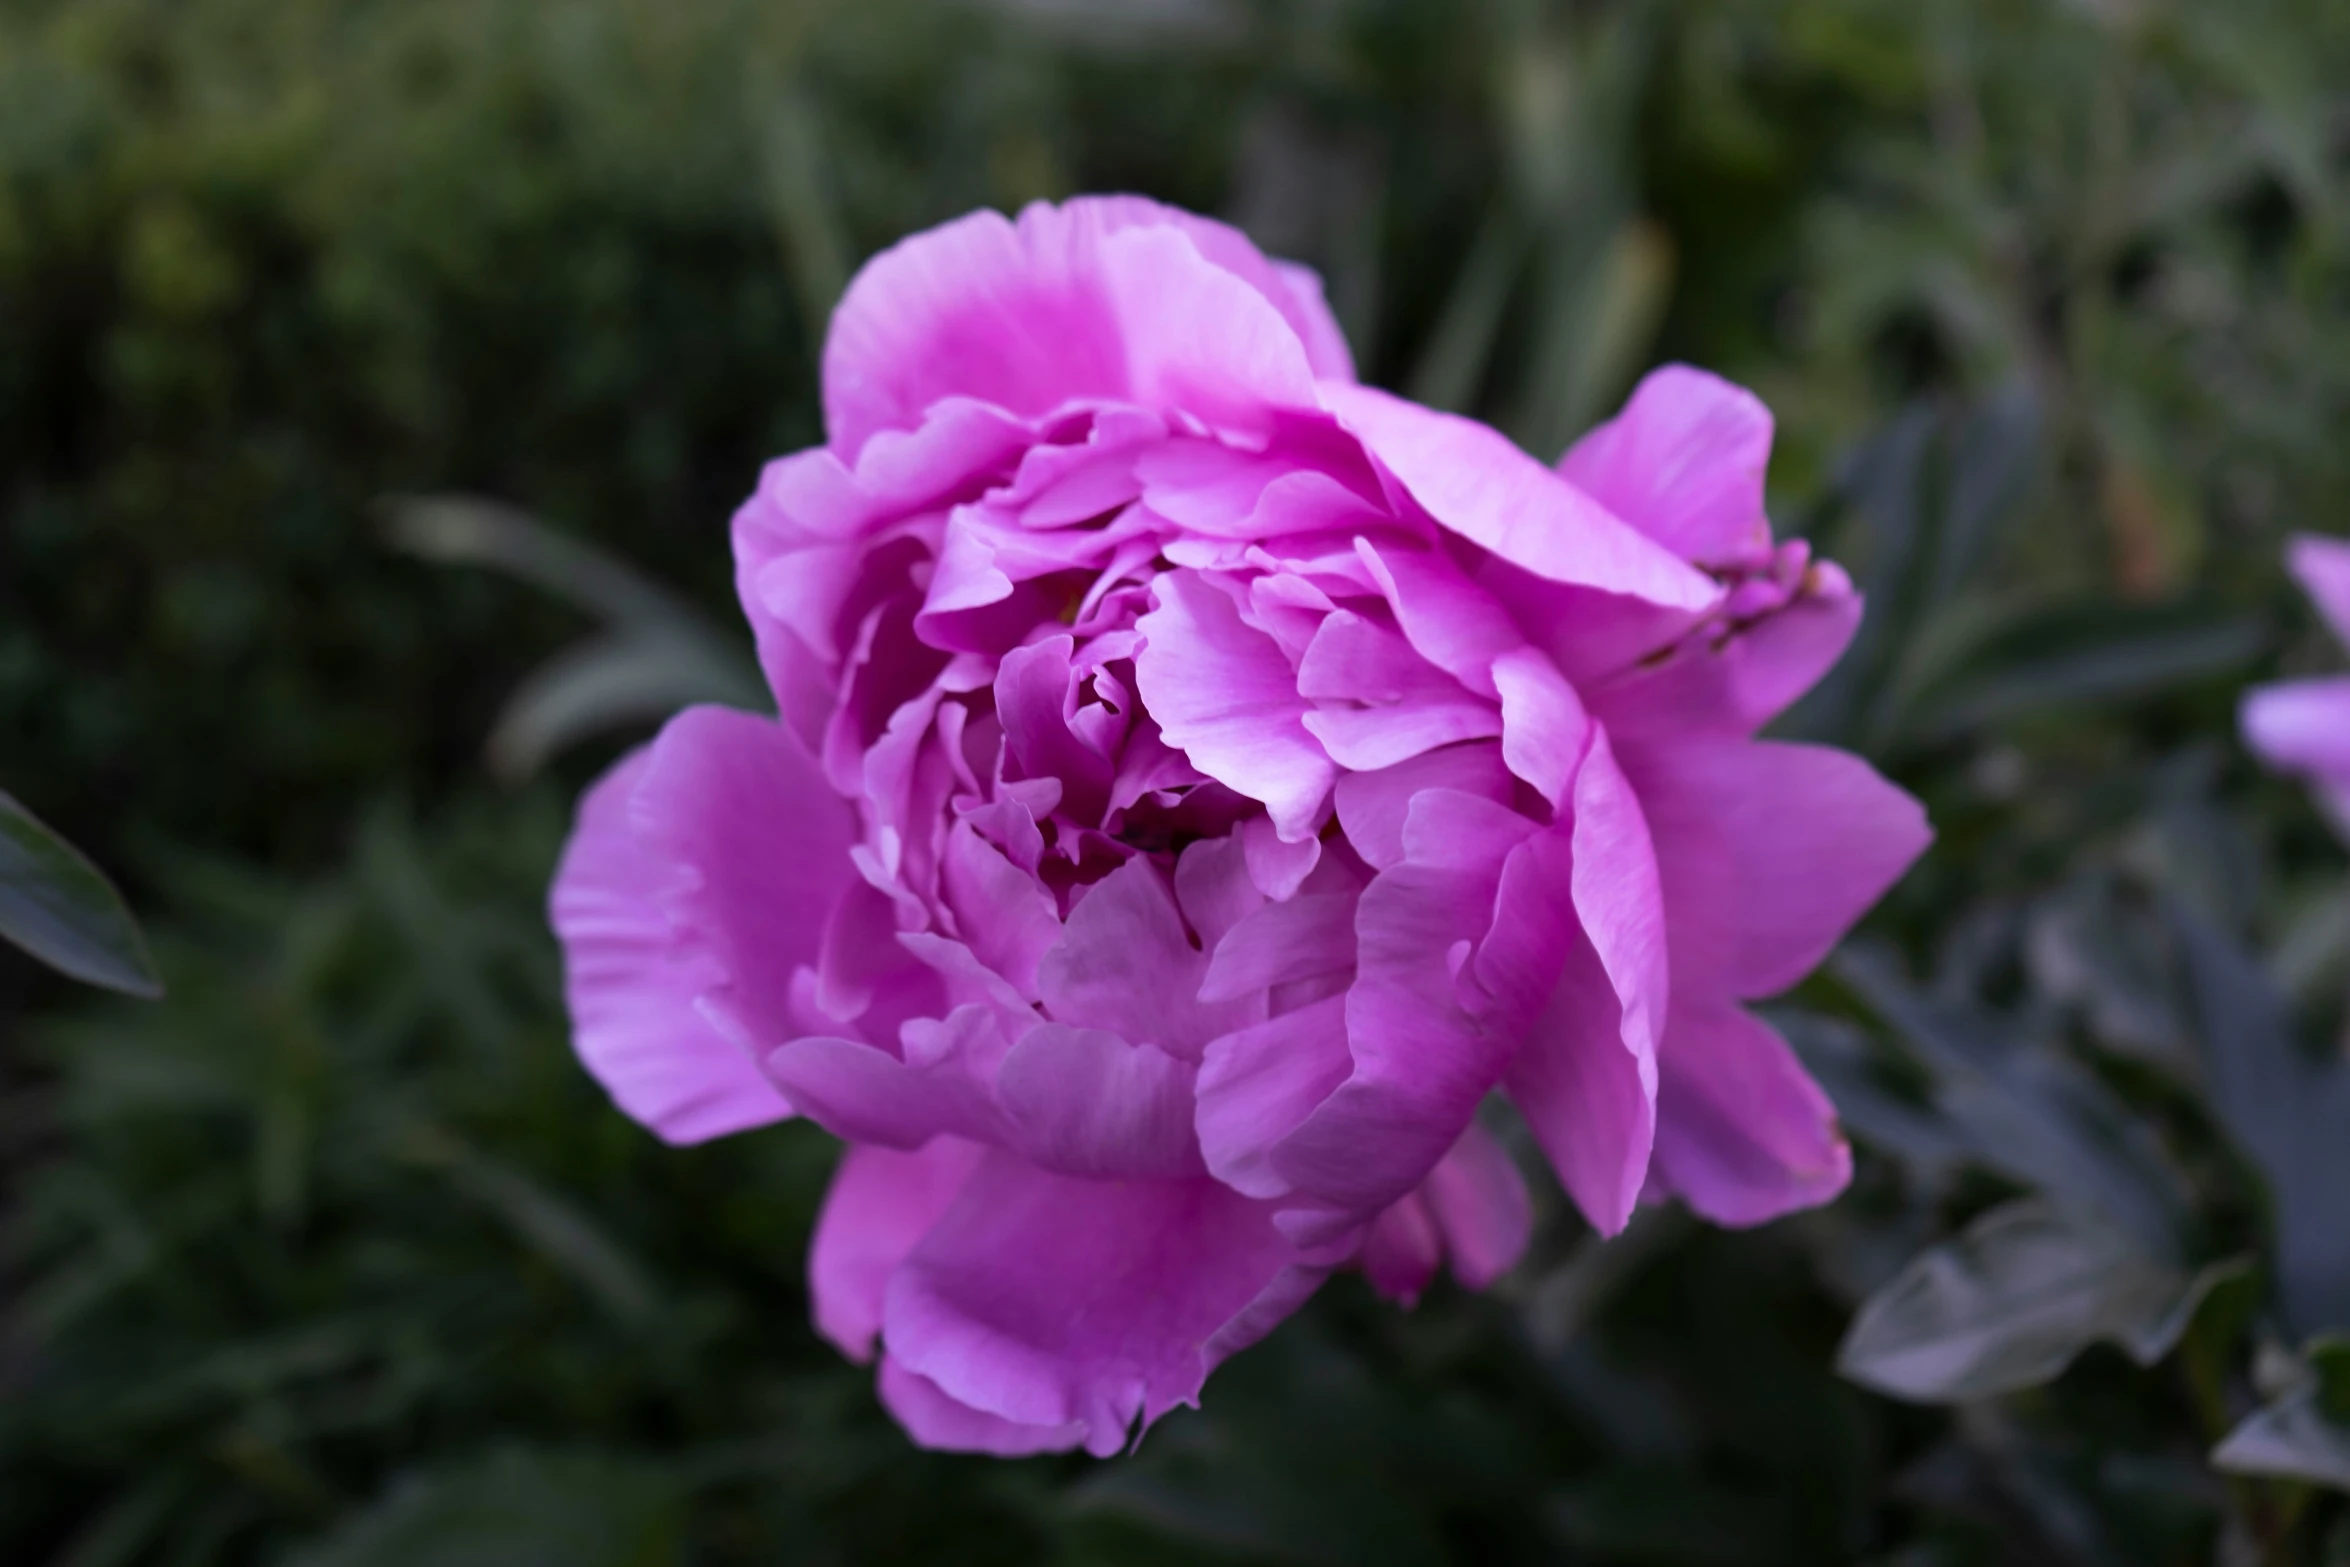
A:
1135 569 1335 840
1360 1194 1442 1302
1621 736 1932 1001
1319 381 1721 612
1482 732 1665 1236
1331 742 1514 871
766 1008 1013 1152
1421 1122 1532 1289
876 1356 1088 1456
550 746 795 1144
2243 677 2350 782
996 1024 1202 1179
808 1138 987 1360
1587 580 1861 740
1037 855 1258 1059
1201 891 1359 1003
822 197 1322 459
2289 533 2350 646
1270 791 1539 1215
1557 364 1775 568
1650 1001 1851 1226
1195 994 1353 1199
627 706 861 1054
882 1151 1301 1455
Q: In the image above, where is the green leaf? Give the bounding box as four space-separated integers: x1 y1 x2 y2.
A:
2170 902 2350 1336
284 1446 683 1567
485 627 766 782
2211 1390 2350 1493
1832 945 2194 1259
383 496 765 777
1837 1198 2239 1403
0 789 162 998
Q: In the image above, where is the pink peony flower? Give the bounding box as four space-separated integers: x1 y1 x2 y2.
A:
2243 535 2350 829
549 196 1930 1456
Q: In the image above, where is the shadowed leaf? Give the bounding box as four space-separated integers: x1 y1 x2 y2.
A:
0 790 162 998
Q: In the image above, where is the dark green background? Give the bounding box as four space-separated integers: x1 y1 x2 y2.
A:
5 1 2349 1561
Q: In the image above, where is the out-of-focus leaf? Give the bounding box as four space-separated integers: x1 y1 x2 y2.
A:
757 87 849 338
1777 1009 1972 1175
2314 1336 2350 1423
385 496 765 777
1782 405 1936 743
385 496 704 630
283 1446 683 1567
1834 945 2194 1260
2170 902 2350 1336
1837 1198 2239 1403
2212 1390 2350 1493
1893 604 2263 745
399 1124 663 1329
1929 381 2041 604
1070 1326 1503 1567
485 629 761 781
1402 207 1524 415
2023 876 2192 1071
1524 215 1676 453
0 789 162 998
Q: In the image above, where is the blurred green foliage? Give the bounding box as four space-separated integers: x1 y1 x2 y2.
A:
7 0 2350 1561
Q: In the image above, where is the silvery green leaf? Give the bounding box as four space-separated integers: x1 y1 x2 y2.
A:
2170 902 2350 1336
2211 1392 2350 1493
1833 945 2194 1260
0 789 162 998
1837 1198 2238 1403
384 495 701 630
487 628 766 781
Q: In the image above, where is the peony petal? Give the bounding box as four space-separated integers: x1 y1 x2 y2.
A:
1301 695 1505 772
1360 1195 1442 1303
1491 645 1593 808
621 708 862 1064
1650 1001 1851 1226
1420 1122 1532 1289
1173 834 1267 953
1272 260 1357 383
1239 813 1322 901
877 1356 1088 1456
1588 581 1861 740
1479 736 1666 1236
1194 994 1353 1199
550 747 795 1144
1319 381 1721 612
767 1006 1015 1151
822 196 1329 458
1136 569 1335 841
1038 856 1263 1059
2289 533 2350 646
1201 892 1360 1003
882 1151 1300 1454
1557 364 1775 567
939 821 1063 999
2243 677 2350 782
1331 742 1514 871
996 1023 1202 1179
809 1138 986 1360
821 206 1127 459
1271 791 1540 1215
1620 736 1932 1001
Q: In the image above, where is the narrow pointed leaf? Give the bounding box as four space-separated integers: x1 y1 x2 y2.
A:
0 790 162 998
